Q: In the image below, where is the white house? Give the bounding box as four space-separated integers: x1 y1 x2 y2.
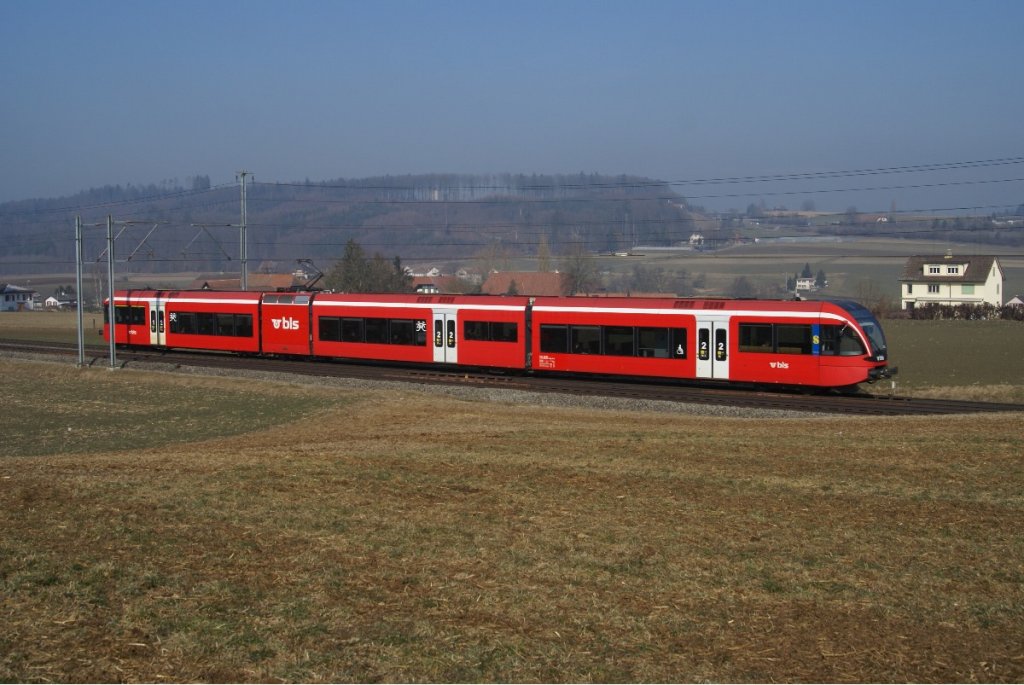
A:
794 277 816 292
898 253 1004 311
1 284 37 311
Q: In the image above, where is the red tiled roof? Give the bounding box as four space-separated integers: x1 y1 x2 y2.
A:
480 272 565 296
410 276 465 293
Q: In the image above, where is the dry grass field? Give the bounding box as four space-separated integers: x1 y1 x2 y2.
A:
1 358 1023 682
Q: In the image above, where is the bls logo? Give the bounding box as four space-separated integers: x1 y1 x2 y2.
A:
272 317 300 331
769 361 790 370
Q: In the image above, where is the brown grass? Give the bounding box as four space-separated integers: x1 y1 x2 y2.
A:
1 359 1022 682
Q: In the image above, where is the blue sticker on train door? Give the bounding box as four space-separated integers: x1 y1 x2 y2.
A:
812 324 820 355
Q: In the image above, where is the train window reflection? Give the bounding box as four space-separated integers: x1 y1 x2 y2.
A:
820 324 866 356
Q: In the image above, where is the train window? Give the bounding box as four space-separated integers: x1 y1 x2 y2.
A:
492 322 517 343
465 321 519 343
638 327 670 358
540 325 569 353
464 321 488 341
365 318 388 344
164 311 253 336
390 319 414 345
670 328 687 358
571 326 601 354
170 312 195 334
776 324 813 355
113 305 146 325
264 295 279 304
319 317 341 342
197 312 216 336
820 324 866 356
294 295 309 305
715 328 727 361
739 323 773 353
236 314 253 337
604 326 634 356
341 318 364 343
215 314 233 336
389 319 426 346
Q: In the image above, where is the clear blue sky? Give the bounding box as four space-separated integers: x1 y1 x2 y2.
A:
2 0 1022 212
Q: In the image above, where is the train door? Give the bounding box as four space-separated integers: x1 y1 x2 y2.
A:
695 315 730 380
432 308 458 364
150 295 166 346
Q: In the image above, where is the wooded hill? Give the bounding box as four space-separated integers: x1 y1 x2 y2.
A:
0 173 697 276
3 172 1020 279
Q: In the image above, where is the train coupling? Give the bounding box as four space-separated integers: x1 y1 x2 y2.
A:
869 365 898 381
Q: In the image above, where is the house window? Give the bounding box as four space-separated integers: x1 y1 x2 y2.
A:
906 284 913 294
962 284 975 295
928 284 940 294
947 266 960 275
928 266 941 274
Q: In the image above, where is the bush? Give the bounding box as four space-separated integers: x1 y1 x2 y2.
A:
904 303 1024 321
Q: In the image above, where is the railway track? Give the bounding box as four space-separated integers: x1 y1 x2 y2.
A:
3 338 1023 417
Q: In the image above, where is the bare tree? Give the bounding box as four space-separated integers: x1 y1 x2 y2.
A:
560 243 599 295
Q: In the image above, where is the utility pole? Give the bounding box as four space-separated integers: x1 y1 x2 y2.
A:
237 170 251 290
75 217 166 370
75 216 85 367
106 215 116 369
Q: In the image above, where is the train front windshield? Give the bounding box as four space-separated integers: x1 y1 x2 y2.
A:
836 300 887 360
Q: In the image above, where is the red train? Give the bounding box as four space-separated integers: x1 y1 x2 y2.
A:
103 290 892 390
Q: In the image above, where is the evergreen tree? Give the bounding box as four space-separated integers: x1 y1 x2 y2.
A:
324 239 371 292
324 239 411 293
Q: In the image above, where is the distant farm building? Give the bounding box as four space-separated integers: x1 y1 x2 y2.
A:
1 284 37 311
899 253 1004 310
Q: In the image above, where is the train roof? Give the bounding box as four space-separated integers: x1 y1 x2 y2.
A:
531 295 836 312
112 289 263 302
110 290 877 322
313 292 532 305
